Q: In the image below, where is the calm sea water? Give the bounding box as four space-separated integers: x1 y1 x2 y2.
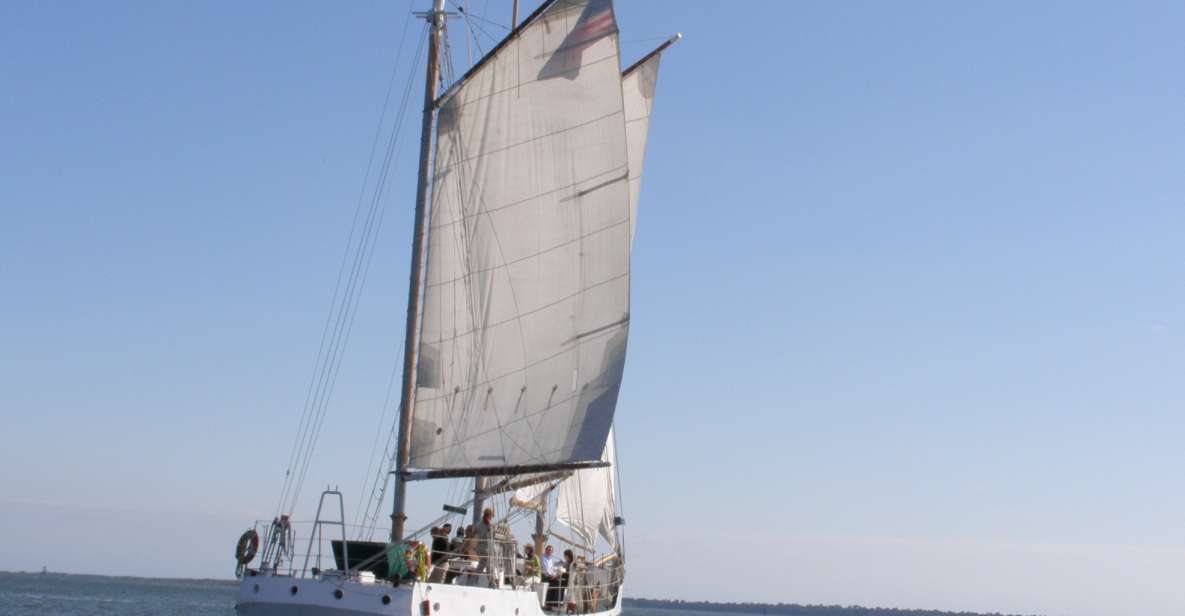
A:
0 572 718 616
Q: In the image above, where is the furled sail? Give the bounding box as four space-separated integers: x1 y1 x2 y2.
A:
510 481 550 512
556 428 617 547
410 0 631 471
622 46 665 244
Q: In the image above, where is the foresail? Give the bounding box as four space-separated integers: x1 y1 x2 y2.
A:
556 428 617 547
410 0 630 472
623 47 665 244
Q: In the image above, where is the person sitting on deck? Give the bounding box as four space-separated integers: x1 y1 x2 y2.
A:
387 540 428 584
443 525 464 585
431 525 451 565
461 525 477 558
522 544 541 583
427 525 452 582
444 526 466 584
449 526 465 555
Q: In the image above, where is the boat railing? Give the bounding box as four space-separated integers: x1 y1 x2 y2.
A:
243 517 623 609
246 517 393 579
419 546 624 613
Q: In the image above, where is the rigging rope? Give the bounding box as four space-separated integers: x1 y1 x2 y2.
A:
273 4 426 521
347 26 437 540
449 0 498 60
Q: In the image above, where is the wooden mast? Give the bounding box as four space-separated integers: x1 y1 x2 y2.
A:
390 0 449 544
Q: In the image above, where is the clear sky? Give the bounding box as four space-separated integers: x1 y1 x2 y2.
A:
1 1 1183 615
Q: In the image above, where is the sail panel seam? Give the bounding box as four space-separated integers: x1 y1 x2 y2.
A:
429 165 627 230
435 108 624 174
426 217 629 288
421 271 628 346
441 52 620 112
415 318 625 406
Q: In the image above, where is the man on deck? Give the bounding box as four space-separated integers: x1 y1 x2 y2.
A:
541 544 562 610
475 508 496 586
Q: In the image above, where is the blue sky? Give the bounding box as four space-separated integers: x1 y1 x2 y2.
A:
2 1 1183 615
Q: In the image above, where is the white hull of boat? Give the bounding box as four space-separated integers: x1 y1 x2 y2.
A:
235 574 622 616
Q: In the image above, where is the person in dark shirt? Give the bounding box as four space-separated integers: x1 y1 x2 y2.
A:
431 524 452 565
444 525 466 584
475 508 496 586
559 549 575 609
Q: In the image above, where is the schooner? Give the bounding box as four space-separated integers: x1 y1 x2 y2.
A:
232 1 676 614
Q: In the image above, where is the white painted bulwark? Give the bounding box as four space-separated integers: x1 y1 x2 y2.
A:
235 573 622 616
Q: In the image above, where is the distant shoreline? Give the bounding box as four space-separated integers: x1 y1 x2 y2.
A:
0 569 238 585
1 571 1037 616
623 597 1040 616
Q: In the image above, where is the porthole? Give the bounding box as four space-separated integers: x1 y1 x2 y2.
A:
334 589 344 600
382 594 392 605
433 602 441 611
290 586 299 595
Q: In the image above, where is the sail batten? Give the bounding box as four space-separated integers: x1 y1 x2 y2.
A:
410 0 631 472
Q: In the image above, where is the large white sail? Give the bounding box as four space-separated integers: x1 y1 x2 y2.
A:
410 0 631 471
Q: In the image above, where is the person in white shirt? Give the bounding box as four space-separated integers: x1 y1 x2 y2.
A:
540 544 561 610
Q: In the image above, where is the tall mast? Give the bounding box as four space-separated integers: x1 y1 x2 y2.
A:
390 0 449 544
471 477 487 527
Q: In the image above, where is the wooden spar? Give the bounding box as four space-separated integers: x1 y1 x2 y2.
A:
487 470 570 496
548 527 594 554
390 0 448 544
532 498 548 557
434 0 559 107
398 460 610 481
471 476 488 527
622 33 682 77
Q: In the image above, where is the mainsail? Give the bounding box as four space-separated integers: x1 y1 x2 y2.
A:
410 0 631 471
